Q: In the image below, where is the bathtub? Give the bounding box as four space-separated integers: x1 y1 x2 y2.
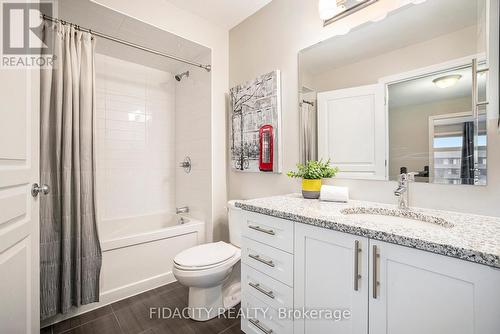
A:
99 213 205 303
41 212 205 327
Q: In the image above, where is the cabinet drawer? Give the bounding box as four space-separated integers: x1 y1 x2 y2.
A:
242 211 294 253
241 292 293 334
242 237 294 286
242 263 293 310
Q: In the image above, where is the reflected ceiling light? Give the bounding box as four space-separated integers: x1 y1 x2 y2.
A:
318 0 345 20
432 74 462 89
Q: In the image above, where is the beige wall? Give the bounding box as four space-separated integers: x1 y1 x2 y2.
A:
388 97 471 180
93 0 228 241
229 0 500 217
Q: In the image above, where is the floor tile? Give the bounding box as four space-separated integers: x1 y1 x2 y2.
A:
219 322 245 334
52 306 114 334
44 281 243 334
111 283 184 312
40 326 53 334
114 291 187 334
62 314 122 334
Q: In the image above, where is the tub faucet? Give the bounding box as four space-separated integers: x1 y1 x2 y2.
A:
394 173 416 210
176 206 189 214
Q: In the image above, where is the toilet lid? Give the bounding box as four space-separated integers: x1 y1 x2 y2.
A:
174 241 237 268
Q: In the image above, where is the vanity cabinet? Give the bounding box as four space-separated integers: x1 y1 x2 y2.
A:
369 240 500 334
240 210 500 334
294 223 369 334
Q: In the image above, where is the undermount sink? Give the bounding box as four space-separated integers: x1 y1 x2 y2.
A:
341 207 454 228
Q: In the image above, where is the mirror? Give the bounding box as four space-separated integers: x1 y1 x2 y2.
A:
299 0 492 185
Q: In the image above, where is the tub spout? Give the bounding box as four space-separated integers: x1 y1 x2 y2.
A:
176 206 189 214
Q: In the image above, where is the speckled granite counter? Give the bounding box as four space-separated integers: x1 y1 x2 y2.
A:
235 194 500 269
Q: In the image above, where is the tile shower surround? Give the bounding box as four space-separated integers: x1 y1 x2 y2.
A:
95 54 176 220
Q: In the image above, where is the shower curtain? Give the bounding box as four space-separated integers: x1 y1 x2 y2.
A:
40 22 102 320
460 121 475 185
300 102 317 163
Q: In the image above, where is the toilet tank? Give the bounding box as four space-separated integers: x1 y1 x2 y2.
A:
227 200 243 248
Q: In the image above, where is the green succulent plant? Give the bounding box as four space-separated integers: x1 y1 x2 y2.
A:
287 159 338 180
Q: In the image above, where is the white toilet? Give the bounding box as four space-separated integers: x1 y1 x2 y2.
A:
173 201 242 321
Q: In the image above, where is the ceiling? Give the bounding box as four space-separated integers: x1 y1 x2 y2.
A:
58 0 211 73
163 0 272 30
300 0 484 75
388 67 487 109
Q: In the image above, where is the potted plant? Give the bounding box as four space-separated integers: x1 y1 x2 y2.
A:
287 159 338 199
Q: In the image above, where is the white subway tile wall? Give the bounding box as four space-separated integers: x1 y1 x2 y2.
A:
95 54 176 220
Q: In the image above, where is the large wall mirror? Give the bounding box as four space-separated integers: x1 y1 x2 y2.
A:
299 0 494 186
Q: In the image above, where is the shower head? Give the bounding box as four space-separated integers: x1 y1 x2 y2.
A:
175 71 189 82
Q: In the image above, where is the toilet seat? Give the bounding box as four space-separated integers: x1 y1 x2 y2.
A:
174 241 238 270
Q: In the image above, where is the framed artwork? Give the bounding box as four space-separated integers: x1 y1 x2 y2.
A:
230 70 282 173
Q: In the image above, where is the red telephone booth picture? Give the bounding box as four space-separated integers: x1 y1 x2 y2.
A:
259 125 274 171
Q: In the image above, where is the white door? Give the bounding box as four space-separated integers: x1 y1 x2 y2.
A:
317 84 386 179
369 240 500 334
0 67 40 333
294 223 369 334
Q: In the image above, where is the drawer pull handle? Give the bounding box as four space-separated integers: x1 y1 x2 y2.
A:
249 319 273 334
249 282 275 299
248 253 275 267
249 224 276 235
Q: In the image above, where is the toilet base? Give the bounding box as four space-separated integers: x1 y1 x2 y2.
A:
188 285 225 321
187 266 241 321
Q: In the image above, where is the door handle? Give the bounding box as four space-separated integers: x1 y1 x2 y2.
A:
31 183 50 197
354 240 362 291
372 245 380 299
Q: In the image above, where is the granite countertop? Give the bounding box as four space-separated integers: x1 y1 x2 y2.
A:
235 194 500 269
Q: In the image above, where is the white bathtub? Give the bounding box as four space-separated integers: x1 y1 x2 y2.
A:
99 213 205 302
42 212 205 327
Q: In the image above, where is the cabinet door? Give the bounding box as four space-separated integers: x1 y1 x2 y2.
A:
294 223 369 334
369 240 500 334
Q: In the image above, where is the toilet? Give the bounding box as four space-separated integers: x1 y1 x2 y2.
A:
173 201 242 321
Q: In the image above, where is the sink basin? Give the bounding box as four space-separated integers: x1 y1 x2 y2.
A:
341 207 454 228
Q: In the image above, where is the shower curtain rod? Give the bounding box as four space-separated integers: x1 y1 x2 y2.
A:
41 14 212 72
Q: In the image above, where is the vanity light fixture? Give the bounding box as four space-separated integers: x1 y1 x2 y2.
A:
318 0 343 20
432 74 462 89
320 0 379 26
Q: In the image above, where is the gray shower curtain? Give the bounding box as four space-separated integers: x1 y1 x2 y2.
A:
300 102 317 163
460 121 475 185
40 22 102 320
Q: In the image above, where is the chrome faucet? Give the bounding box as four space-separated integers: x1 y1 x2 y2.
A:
394 173 416 210
176 206 189 214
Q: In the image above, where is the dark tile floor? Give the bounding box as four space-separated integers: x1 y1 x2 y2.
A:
40 282 243 334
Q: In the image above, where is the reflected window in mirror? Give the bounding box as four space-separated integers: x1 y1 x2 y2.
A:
388 65 488 185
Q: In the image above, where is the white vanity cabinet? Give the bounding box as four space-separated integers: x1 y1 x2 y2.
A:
240 210 500 334
369 240 500 334
294 223 369 334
